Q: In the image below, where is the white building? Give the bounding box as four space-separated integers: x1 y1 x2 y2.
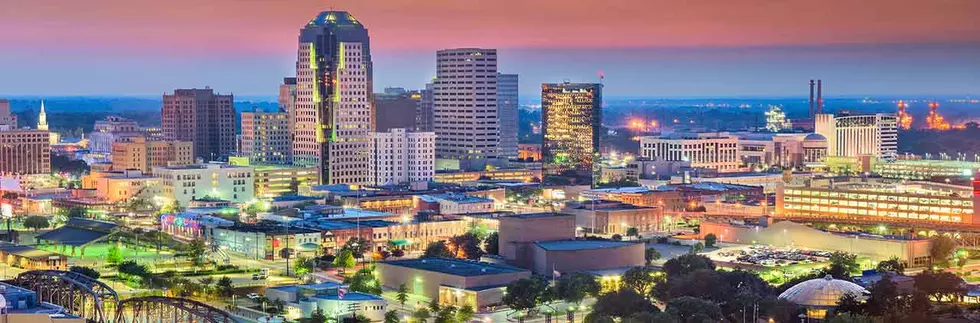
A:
815 113 897 160
90 116 143 154
735 132 828 169
639 132 741 172
153 163 254 206
266 282 387 322
433 48 500 171
293 11 373 185
422 193 495 215
369 128 435 186
241 109 291 164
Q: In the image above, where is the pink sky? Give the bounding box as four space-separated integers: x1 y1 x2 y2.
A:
3 0 979 56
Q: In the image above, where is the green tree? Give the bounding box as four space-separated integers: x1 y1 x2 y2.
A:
626 227 640 240
914 270 966 302
644 248 661 265
662 254 715 278
384 310 401 323
689 242 704 253
875 257 905 274
106 243 123 265
307 308 328 323
344 266 383 295
929 235 957 267
434 305 457 323
611 234 623 241
554 272 601 306
502 277 550 315
622 267 657 295
342 237 371 259
827 251 859 278
293 256 316 276
184 239 207 267
583 313 615 323
62 206 87 219
428 298 440 313
665 297 722 323
216 276 234 298
423 241 453 258
484 232 499 255
396 284 409 306
69 265 101 279
411 307 430 323
456 304 475 323
333 249 356 272
448 232 484 260
22 215 50 232
592 289 657 319
703 233 717 248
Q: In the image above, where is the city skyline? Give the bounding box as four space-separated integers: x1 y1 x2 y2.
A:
1 0 979 96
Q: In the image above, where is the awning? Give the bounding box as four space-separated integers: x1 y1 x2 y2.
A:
390 239 412 247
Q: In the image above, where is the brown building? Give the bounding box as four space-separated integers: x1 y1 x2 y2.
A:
111 137 193 174
376 258 530 310
0 130 51 175
562 200 664 234
0 243 68 271
498 213 577 268
162 88 235 162
0 99 16 128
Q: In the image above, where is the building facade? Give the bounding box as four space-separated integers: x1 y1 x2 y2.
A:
541 82 602 186
153 163 254 206
497 73 519 160
368 128 436 186
0 130 51 175
433 48 500 171
375 89 422 132
162 88 235 162
815 113 898 160
417 83 435 132
293 11 373 186
90 116 143 155
279 77 298 144
111 137 193 173
640 132 741 172
241 109 292 165
92 170 162 203
0 99 17 129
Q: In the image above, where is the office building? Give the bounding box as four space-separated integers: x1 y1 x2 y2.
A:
0 99 16 129
814 113 898 160
162 88 235 162
240 109 291 165
251 165 317 198
375 88 422 131
85 169 162 203
541 82 602 186
640 132 741 172
153 163 254 206
0 130 51 175
433 48 499 171
417 83 435 132
279 77 298 141
293 11 373 185
111 137 193 174
497 73 519 160
89 116 143 154
368 128 436 186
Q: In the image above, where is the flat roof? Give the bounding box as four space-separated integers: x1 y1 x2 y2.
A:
221 225 319 235
427 193 494 204
534 240 638 251
0 243 61 259
310 292 383 301
382 258 528 276
505 213 573 219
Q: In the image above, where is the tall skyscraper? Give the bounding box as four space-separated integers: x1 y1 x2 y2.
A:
241 108 292 164
375 88 421 132
0 99 16 129
293 11 373 185
433 48 499 170
417 82 435 132
279 77 298 143
497 73 519 160
541 82 602 187
162 88 235 162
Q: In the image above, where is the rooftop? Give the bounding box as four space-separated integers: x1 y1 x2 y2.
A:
308 11 362 26
534 240 638 251
382 258 528 276
506 212 574 219
221 224 319 235
426 193 494 204
0 243 61 259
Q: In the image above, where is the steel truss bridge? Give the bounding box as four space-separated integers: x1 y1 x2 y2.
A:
6 270 236 323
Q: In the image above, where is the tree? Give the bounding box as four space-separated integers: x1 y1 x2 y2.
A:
626 227 640 240
344 266 383 295
333 249 356 271
448 232 484 260
875 257 905 275
827 251 859 278
397 284 409 306
62 206 87 219
665 297 722 323
645 248 661 265
69 265 100 279
434 305 457 323
342 237 371 259
392 249 406 258
583 313 615 323
456 304 475 323
703 233 717 248
554 272 601 306
914 270 966 302
592 289 657 319
825 313 876 323
657 269 731 304
384 310 401 323
662 254 715 278
411 307 430 323
184 239 207 267
929 235 957 267
293 256 316 276
611 234 623 241
216 276 234 298
308 308 328 323
22 216 50 232
484 232 499 255
423 241 453 258
689 242 704 253
502 277 550 314
106 243 123 265
622 267 657 295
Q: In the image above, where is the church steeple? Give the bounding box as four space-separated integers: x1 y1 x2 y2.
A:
37 100 48 131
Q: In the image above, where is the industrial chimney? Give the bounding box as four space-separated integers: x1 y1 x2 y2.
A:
817 80 823 114
809 80 815 118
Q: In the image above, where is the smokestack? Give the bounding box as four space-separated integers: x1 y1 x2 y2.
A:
808 80 815 118
817 80 823 114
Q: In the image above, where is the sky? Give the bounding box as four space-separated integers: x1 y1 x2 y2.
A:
1 0 979 97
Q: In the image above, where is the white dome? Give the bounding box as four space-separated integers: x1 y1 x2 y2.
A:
778 275 867 307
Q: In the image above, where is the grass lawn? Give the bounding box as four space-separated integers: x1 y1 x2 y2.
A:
38 242 174 263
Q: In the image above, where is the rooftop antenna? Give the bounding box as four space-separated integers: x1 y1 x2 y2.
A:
598 70 605 85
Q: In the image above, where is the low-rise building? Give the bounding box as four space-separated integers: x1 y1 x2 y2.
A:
434 168 541 184
212 224 321 260
88 169 161 203
154 163 254 206
562 200 663 234
531 240 644 276
266 282 387 322
0 243 68 271
639 132 741 173
419 193 494 215
159 212 234 241
874 159 980 180
111 137 193 174
377 258 530 310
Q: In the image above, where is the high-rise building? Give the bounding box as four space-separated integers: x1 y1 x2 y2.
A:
162 88 235 162
639 132 740 172
541 82 602 187
240 109 291 165
417 82 435 132
153 163 254 206
368 128 436 186
111 137 193 173
433 48 499 171
293 11 373 185
814 113 897 160
0 99 16 129
375 88 422 132
0 130 51 175
497 73 519 160
279 77 298 142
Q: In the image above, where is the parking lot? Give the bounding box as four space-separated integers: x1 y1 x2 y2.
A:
707 245 832 267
